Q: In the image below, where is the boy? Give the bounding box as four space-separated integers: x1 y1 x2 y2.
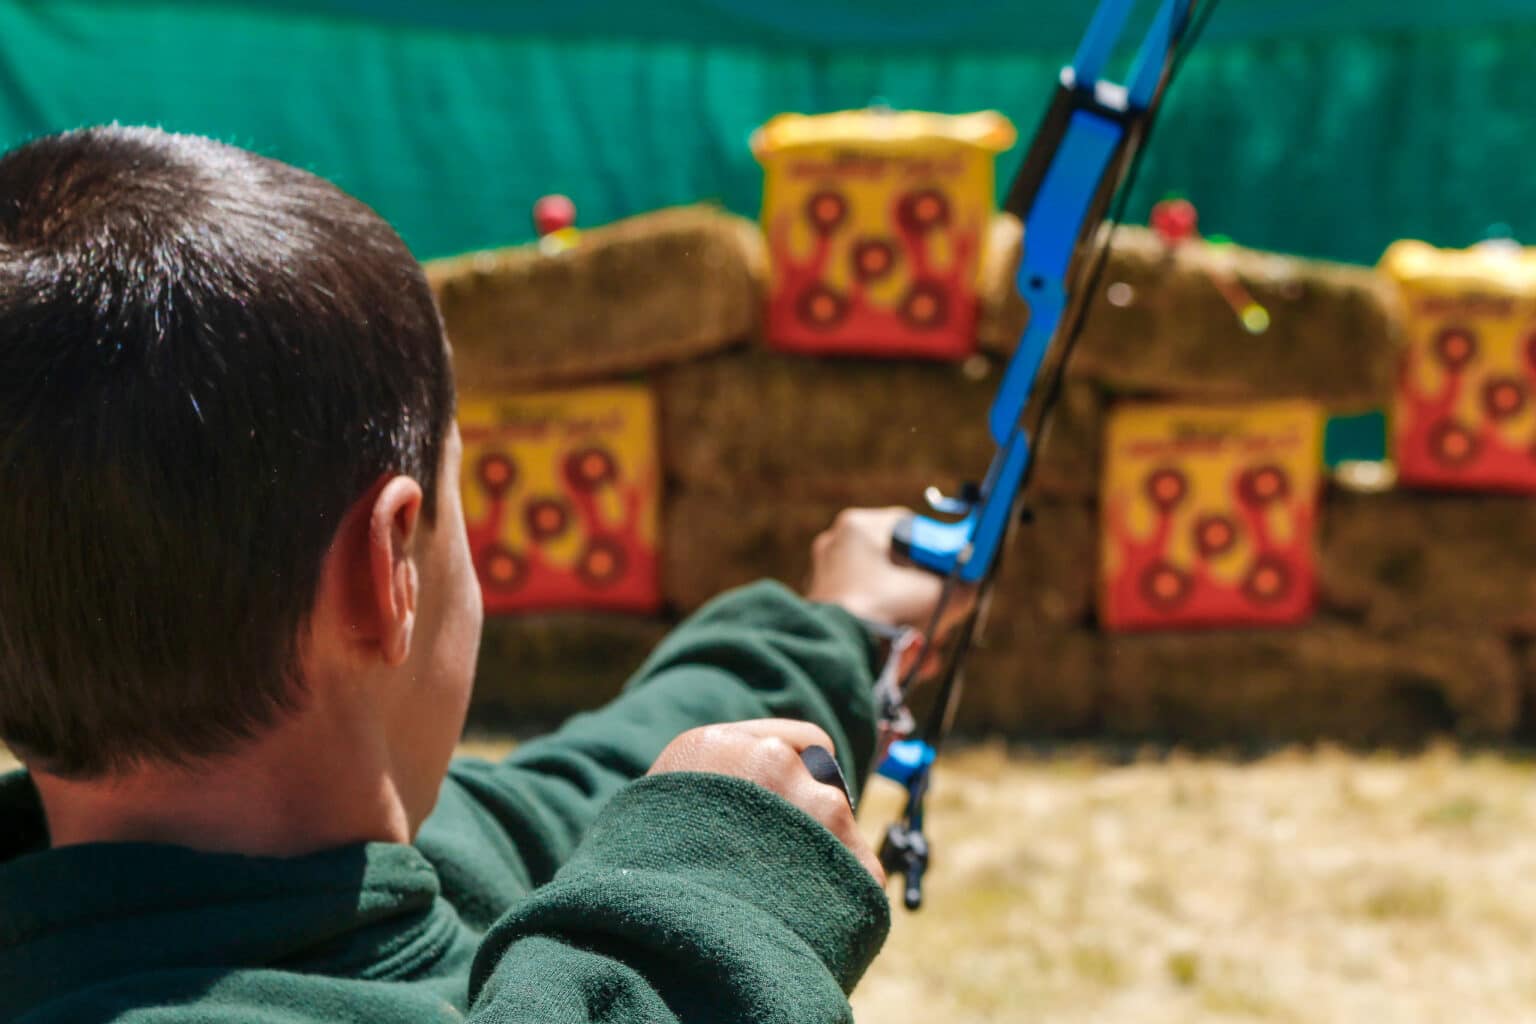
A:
0 126 960 1022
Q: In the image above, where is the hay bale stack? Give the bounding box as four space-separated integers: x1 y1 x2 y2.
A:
427 206 765 392
978 218 1397 407
441 203 1531 749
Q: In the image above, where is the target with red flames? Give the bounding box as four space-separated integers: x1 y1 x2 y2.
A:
459 387 660 614
1100 401 1323 631
1383 240 1536 494
752 109 1015 360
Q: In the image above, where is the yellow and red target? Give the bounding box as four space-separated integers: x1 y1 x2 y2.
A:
459 386 660 614
1384 240 1536 493
752 108 1015 360
1100 401 1323 630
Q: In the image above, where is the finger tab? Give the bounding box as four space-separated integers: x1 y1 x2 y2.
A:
800 745 854 810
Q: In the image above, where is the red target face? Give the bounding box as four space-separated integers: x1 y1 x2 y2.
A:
524 498 572 542
1482 376 1527 421
1144 468 1188 511
805 190 848 235
1434 326 1478 371
897 189 950 234
565 446 618 492
851 238 898 282
1242 555 1292 605
796 284 849 330
1140 560 1193 610
1428 419 1479 467
899 281 948 330
1194 514 1239 558
577 537 627 588
479 544 527 591
1239 464 1290 507
476 453 517 497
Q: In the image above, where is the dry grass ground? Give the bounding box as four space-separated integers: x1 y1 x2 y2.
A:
852 743 1536 1024
9 742 1536 1022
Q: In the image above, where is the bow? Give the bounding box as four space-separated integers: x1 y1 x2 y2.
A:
873 0 1219 911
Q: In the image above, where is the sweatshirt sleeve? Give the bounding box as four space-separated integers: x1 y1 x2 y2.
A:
464 772 890 1024
428 581 882 891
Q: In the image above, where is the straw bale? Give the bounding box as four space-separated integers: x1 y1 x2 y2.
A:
1101 622 1519 746
952 624 1104 735
660 495 834 612
977 218 1397 405
975 211 1028 347
1319 493 1536 634
427 206 764 392
470 615 669 730
1517 643 1536 740
661 490 1097 624
1031 379 1104 499
657 347 1102 501
658 348 992 496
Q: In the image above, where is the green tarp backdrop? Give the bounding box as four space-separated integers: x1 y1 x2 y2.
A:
2 1 1534 264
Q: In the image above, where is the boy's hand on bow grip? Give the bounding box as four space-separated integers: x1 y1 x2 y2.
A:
804 507 975 659
647 720 883 884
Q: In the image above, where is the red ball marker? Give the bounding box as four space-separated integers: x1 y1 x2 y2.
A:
1150 197 1199 247
533 194 577 238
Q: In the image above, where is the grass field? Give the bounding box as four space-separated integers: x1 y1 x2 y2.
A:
852 743 1536 1024
11 742 1536 1022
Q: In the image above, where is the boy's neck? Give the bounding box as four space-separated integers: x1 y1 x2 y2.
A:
31 714 414 857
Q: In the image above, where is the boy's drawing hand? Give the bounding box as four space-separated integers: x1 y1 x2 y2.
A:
648 719 884 885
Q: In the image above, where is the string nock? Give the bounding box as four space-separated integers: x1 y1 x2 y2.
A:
880 822 930 911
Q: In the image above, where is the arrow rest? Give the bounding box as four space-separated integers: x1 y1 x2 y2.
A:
923 482 981 516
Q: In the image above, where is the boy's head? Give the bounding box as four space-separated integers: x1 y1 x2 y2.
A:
0 126 480 799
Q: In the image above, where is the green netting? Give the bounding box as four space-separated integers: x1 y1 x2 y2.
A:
2 1 1534 264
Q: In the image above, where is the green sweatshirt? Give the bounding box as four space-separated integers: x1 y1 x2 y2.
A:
0 582 890 1023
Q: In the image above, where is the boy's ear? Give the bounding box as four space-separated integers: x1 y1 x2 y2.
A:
312 475 423 668
365 476 424 666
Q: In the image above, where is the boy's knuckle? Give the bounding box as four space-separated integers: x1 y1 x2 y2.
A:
753 736 797 767
808 787 851 825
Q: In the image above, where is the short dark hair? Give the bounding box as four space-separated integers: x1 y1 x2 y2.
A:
0 126 454 777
